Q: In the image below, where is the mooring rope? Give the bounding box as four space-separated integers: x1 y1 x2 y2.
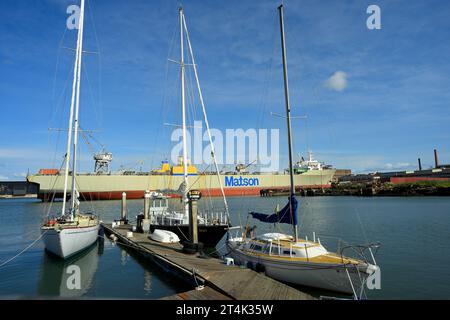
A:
0 231 47 269
176 225 190 241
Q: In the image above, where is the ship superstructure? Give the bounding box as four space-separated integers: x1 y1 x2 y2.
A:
294 151 332 173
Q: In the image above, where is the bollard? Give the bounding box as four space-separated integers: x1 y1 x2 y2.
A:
141 190 151 233
182 190 203 255
144 190 151 219
189 191 199 244
121 192 127 222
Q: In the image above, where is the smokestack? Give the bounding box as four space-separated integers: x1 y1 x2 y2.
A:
418 158 422 171
434 149 440 168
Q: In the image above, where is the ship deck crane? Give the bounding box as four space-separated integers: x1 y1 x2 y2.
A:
235 159 257 174
79 129 112 174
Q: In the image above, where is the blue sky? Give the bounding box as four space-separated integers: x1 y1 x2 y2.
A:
1 0 450 180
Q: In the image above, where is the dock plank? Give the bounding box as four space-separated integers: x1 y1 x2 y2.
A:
160 287 232 300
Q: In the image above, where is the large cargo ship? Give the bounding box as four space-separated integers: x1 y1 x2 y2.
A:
27 153 336 201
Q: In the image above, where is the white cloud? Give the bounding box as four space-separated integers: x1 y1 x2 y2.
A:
0 175 9 180
384 162 413 170
14 172 27 178
327 153 416 174
0 148 49 160
0 148 33 159
325 71 348 92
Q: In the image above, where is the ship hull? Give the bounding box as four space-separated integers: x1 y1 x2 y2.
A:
35 186 332 201
28 170 336 201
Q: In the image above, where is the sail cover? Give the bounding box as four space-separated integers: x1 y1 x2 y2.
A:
250 195 298 225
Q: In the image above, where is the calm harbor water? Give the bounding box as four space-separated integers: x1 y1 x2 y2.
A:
1 196 449 299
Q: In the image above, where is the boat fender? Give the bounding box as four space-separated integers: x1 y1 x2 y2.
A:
366 264 379 275
224 257 235 266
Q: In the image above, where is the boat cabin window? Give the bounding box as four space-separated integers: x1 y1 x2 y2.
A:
283 250 295 255
152 198 168 208
270 245 281 255
251 244 263 252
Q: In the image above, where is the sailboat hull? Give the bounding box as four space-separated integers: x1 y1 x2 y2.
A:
42 224 100 259
227 243 369 295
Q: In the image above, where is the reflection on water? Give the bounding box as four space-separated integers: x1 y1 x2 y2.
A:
144 270 152 294
38 243 100 298
0 199 189 299
121 249 129 267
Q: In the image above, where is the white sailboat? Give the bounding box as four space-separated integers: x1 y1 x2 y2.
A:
227 5 379 297
41 0 100 259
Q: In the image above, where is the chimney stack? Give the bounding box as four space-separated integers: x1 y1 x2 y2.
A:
434 149 440 168
418 158 422 171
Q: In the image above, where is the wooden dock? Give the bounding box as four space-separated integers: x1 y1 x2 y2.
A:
102 224 314 300
160 286 232 300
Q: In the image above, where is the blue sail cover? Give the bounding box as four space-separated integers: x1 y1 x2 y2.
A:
250 195 298 226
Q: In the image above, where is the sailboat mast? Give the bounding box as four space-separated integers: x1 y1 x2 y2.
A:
70 0 86 220
278 4 298 241
179 7 189 218
61 0 84 217
181 15 230 219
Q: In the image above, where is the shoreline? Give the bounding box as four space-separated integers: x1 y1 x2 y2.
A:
0 194 37 199
261 182 450 197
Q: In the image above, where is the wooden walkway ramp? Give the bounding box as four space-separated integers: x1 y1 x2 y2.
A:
103 224 314 300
